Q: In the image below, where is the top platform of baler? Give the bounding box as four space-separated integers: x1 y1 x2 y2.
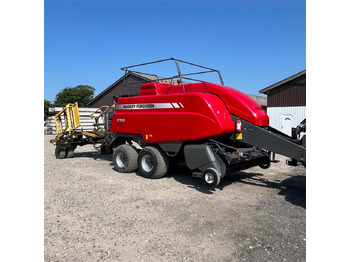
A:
117 57 225 94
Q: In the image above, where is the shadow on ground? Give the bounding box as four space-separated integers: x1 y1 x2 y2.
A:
226 172 306 208
64 151 305 208
70 151 113 162
168 167 306 208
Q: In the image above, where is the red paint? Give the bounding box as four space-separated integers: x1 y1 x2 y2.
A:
110 82 269 143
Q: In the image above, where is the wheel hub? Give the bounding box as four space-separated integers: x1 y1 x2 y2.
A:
141 155 154 172
116 152 126 168
204 173 215 184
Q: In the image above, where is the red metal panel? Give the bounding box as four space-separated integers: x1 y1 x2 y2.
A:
110 82 270 143
110 93 235 143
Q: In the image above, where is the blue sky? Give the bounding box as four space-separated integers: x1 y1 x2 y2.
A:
44 0 306 102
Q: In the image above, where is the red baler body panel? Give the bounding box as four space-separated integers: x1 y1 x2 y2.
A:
110 82 269 143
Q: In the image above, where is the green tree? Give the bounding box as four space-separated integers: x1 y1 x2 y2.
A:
44 99 54 120
54 85 95 107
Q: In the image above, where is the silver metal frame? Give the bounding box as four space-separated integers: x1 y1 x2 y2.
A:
120 57 224 94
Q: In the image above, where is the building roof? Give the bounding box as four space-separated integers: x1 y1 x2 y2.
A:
247 94 267 107
88 72 182 106
259 70 306 94
87 72 158 106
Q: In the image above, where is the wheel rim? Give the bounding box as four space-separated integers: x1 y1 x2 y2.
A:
204 172 215 184
141 155 153 172
116 152 126 168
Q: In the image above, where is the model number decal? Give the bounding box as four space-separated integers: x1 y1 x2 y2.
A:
116 103 184 110
120 104 155 109
117 118 125 122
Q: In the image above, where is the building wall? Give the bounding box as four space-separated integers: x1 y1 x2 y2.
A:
264 73 306 135
88 74 144 108
267 74 306 107
267 106 306 136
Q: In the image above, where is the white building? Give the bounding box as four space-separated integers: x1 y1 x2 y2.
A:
259 70 306 136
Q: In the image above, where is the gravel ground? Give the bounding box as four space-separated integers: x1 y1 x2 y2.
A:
44 135 306 262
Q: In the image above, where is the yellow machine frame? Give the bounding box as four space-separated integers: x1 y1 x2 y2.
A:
54 102 81 140
89 106 109 132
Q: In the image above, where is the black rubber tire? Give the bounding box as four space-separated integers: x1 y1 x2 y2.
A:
55 146 67 159
259 158 271 169
66 148 74 158
137 146 169 179
202 168 221 187
113 144 138 173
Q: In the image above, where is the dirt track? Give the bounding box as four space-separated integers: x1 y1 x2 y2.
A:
44 135 306 261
